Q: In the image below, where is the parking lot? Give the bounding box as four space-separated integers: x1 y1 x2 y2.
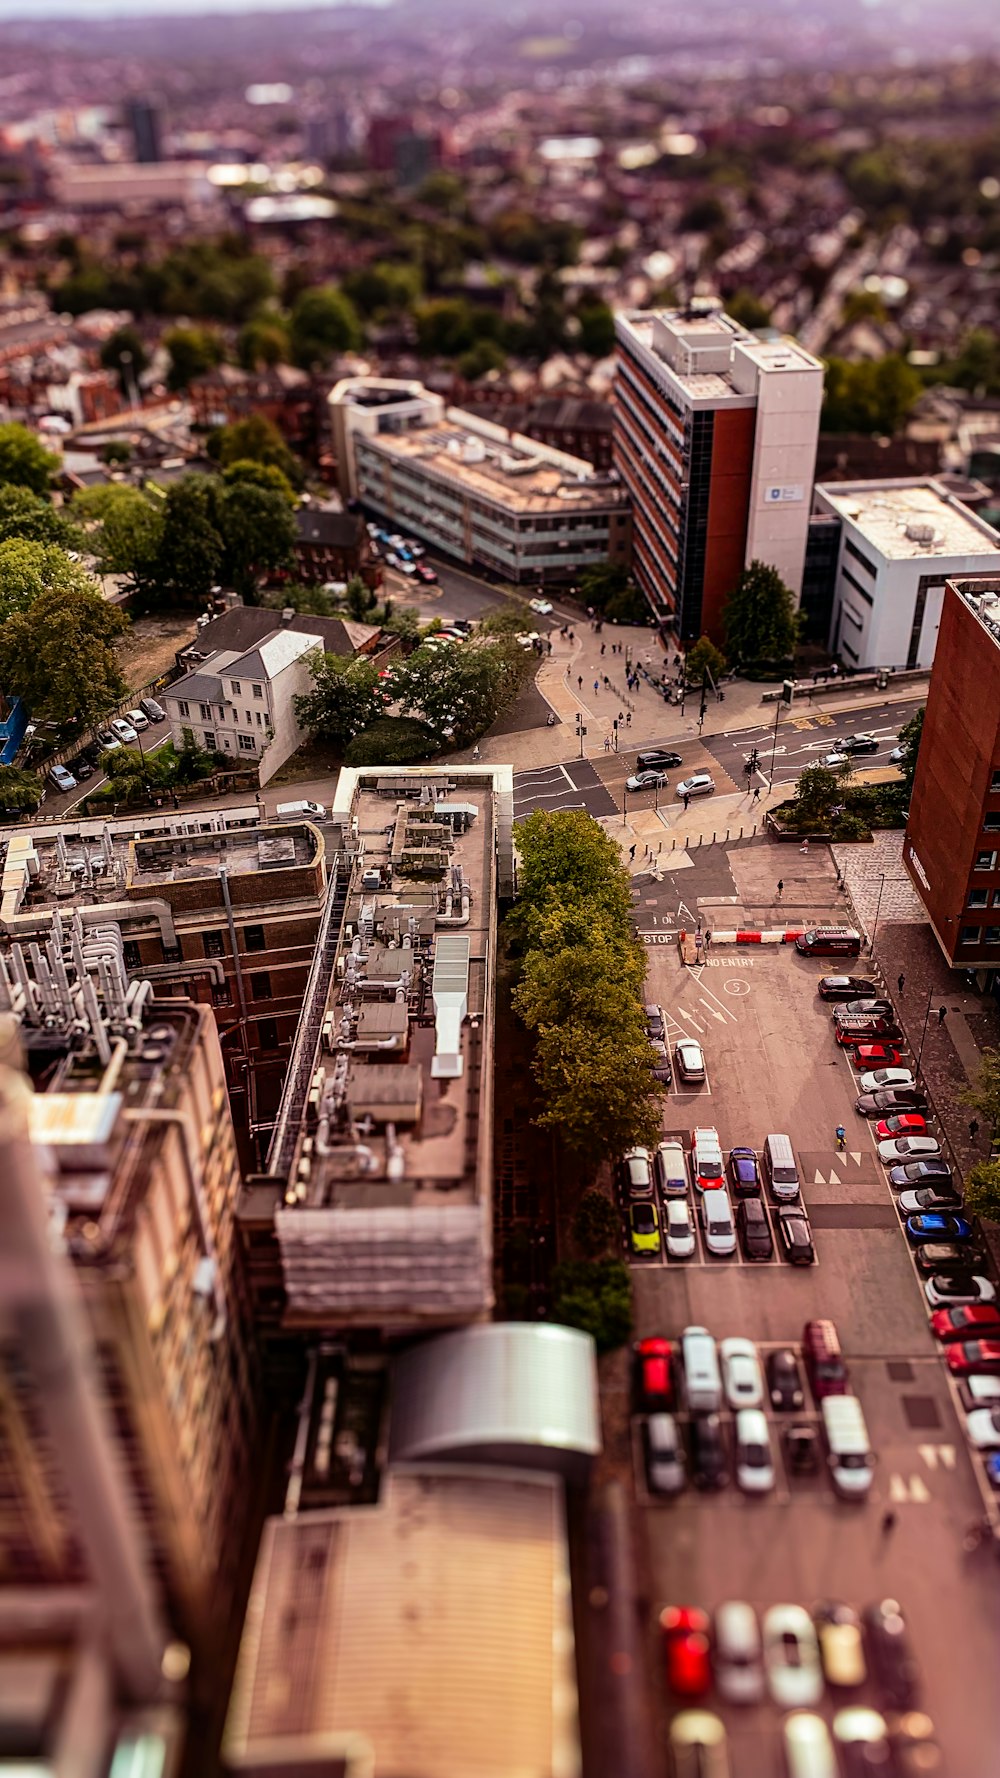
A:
623 939 999 1775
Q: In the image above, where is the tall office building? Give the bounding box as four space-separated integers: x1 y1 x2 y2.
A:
125 99 163 164
613 307 824 644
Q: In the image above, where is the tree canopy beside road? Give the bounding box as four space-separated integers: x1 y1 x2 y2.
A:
0 423 58 496
723 559 798 669
0 582 128 729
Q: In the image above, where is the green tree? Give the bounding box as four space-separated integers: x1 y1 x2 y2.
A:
345 574 377 620
152 475 224 608
576 300 616 358
413 297 477 357
294 651 384 749
726 289 772 330
842 289 888 326
579 559 631 612
723 560 798 666
395 633 531 748
0 538 96 621
237 312 291 370
457 339 507 381
790 764 845 828
960 1047 1000 1132
0 485 80 548
207 414 302 489
218 482 297 600
221 458 296 507
163 324 223 392
949 328 1000 397
68 485 164 590
895 705 924 796
964 1160 1000 1221
0 584 128 727
821 355 921 435
0 423 58 496
0 764 43 813
511 808 634 945
289 284 362 367
342 261 422 318
550 1257 633 1352
99 325 148 398
572 1188 620 1256
684 635 727 684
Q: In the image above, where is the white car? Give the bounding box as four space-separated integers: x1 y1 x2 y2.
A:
700 1186 736 1258
621 1146 654 1197
878 1135 942 1163
529 597 553 616
824 751 849 768
403 538 424 557
109 717 138 744
889 745 907 764
785 1714 837 1778
968 1373 1000 1402
735 1408 774 1493
859 1067 915 1092
677 773 715 799
675 1039 706 1083
713 1601 764 1704
125 708 150 732
720 1338 764 1408
665 1198 696 1260
763 1605 823 1708
966 1407 1000 1448
626 769 668 792
925 1274 996 1308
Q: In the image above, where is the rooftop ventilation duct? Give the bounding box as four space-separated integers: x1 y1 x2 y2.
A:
430 932 470 1080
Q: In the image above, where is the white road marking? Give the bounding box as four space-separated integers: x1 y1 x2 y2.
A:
724 978 751 995
814 1169 826 1185
889 1472 932 1503
698 998 728 1025
697 979 740 1024
559 764 576 790
828 1168 841 1185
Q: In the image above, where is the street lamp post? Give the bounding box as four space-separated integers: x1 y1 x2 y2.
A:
915 988 939 1078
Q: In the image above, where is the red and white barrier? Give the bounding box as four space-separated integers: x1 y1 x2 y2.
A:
690 929 805 945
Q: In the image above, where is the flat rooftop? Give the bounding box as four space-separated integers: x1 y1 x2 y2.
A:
954 572 1000 642
818 479 1000 561
618 306 822 402
358 413 624 516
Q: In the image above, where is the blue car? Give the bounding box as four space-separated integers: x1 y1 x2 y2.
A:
986 1453 1000 1490
905 1212 973 1244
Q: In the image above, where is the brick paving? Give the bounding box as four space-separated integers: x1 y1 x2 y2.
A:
832 830 925 932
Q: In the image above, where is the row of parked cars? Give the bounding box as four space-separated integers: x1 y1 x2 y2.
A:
45 696 167 794
620 1128 816 1265
365 523 439 582
637 1321 874 1500
665 1600 937 1778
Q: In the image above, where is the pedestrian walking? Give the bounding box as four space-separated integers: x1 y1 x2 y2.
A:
752 786 761 802
799 838 809 855
618 710 624 725
603 735 610 753
683 793 690 811
626 712 632 727
897 973 905 994
938 1005 947 1025
600 642 606 656
880 1510 897 1537
777 878 784 898
704 929 712 950
577 675 583 691
628 844 636 861
594 680 600 694
970 1118 980 1140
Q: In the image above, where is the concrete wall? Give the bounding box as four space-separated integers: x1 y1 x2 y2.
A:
827 535 1000 670
742 353 823 598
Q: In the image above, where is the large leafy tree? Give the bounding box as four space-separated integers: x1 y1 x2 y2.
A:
0 539 97 621
0 765 44 813
207 414 302 489
99 325 148 398
221 459 296 508
294 652 384 749
68 485 164 590
723 559 799 666
0 584 128 727
164 324 223 391
394 634 529 749
237 312 291 370
895 705 924 796
289 285 362 367
153 475 224 608
821 355 921 435
0 423 59 496
218 482 297 601
684 635 727 684
0 485 80 548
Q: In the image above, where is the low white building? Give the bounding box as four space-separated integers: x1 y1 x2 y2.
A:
814 478 1000 670
166 608 381 785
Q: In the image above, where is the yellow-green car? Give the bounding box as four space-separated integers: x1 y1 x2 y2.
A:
629 1200 661 1256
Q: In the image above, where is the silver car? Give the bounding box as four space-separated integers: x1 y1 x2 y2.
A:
677 772 715 799
665 1198 696 1260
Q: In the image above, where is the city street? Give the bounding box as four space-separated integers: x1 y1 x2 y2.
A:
613 887 997 1776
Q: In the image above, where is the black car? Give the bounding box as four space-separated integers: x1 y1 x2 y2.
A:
767 1348 804 1411
888 1159 954 1188
69 754 95 780
648 1041 672 1086
644 1003 665 1040
737 1196 773 1261
636 749 683 772
843 733 880 755
727 1147 761 1197
785 1423 820 1473
840 998 895 1019
863 1599 920 1708
777 1206 815 1265
689 1413 729 1489
913 1242 979 1276
855 1088 928 1117
818 975 879 1001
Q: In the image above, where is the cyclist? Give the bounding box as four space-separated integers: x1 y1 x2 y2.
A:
836 1125 846 1150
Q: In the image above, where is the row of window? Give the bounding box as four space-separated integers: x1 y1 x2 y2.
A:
960 926 1000 946
844 536 877 578
841 565 874 607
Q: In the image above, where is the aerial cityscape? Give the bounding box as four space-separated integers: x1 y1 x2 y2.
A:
0 0 999 1773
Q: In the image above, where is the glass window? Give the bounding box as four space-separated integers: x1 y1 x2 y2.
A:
177 699 189 718
986 927 1000 945
123 940 141 969
250 971 272 1001
253 684 264 699
985 814 1000 832
203 931 225 958
238 734 256 752
968 889 989 908
975 851 997 871
199 702 211 720
960 926 981 944
991 771 1000 792
257 1017 279 1050
231 681 241 695
203 731 215 749
243 924 266 952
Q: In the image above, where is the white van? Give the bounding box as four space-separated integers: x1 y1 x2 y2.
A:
700 1187 736 1258
763 1132 800 1202
783 1712 838 1778
275 799 327 821
681 1326 722 1413
821 1396 875 1497
655 1139 688 1198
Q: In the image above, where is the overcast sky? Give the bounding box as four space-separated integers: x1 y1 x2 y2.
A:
0 0 383 15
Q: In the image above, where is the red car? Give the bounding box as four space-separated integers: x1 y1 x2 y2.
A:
835 1017 901 1045
875 1113 928 1140
634 1337 673 1408
659 1604 711 1696
854 1044 903 1068
931 1306 1000 1342
415 562 438 583
946 1340 1000 1376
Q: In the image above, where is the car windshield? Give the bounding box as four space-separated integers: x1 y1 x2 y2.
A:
634 1206 654 1229
743 1444 767 1464
709 1219 730 1236
700 1157 723 1178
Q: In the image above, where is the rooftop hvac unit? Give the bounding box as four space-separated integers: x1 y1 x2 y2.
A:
904 522 936 546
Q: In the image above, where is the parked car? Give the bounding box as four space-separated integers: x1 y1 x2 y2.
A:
965 1406 1000 1447
897 1187 961 1214
858 1067 915 1092
654 1140 688 1198
95 729 122 753
734 1408 774 1493
675 1038 706 1083
838 998 895 1019
636 748 683 771
720 1338 764 1408
415 563 437 583
967 1373 1000 1402
832 1707 891 1771
855 1089 927 1116
713 1601 764 1704
634 1337 673 1409
665 1198 696 1260
836 1017 902 1045
660 1605 712 1696
783 1712 837 1778
930 1305 1000 1341
737 1196 773 1261
862 1599 919 1709
888 1159 954 1189
620 1146 654 1198
676 772 715 799
644 1003 665 1040
946 1339 1000 1376
669 1711 731 1778
818 976 879 1001
690 1413 730 1489
854 1044 903 1068
529 597 553 616
124 708 149 732
777 1205 815 1265
691 1126 724 1190
842 732 880 754
626 769 669 792
924 1273 996 1308
139 696 166 724
913 1243 976 1275
904 1212 972 1244
763 1605 823 1707
109 717 138 744
700 1187 736 1258
877 1136 941 1162
815 1603 867 1689
645 1413 686 1495
785 1423 820 1474
69 754 95 780
47 764 77 793
727 1146 761 1196
875 1114 928 1140
887 1712 944 1778
767 1348 804 1411
629 1201 660 1255
648 1040 672 1085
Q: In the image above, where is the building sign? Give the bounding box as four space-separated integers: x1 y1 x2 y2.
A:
764 484 805 504
906 844 930 891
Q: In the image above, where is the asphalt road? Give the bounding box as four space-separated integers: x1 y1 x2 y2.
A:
701 698 923 788
621 939 997 1775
